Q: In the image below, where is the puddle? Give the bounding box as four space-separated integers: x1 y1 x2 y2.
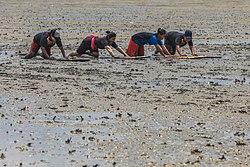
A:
0 110 145 166
135 78 179 88
192 76 249 85
192 78 232 85
0 51 16 57
34 112 120 122
197 39 250 45
23 111 145 139
192 77 250 85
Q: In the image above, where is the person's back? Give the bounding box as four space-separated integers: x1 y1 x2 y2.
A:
127 28 171 57
94 37 118 49
165 31 183 45
34 32 47 43
67 31 129 58
24 29 66 59
164 30 196 56
132 32 155 45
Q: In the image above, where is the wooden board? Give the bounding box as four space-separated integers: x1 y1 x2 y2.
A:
153 54 222 59
20 56 90 62
80 55 151 60
175 55 222 59
55 58 90 62
116 55 151 60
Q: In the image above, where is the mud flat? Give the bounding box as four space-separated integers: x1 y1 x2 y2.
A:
0 0 250 166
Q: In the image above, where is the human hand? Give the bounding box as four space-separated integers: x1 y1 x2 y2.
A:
123 56 133 59
112 56 120 59
49 57 56 60
164 54 175 58
180 54 187 56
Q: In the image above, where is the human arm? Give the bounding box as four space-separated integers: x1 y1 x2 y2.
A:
154 44 170 58
188 40 197 56
161 45 174 56
189 46 197 56
115 46 130 58
105 46 117 58
59 46 67 58
176 45 186 56
55 37 68 58
153 36 173 57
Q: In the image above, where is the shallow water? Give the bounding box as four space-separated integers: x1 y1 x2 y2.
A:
192 76 250 85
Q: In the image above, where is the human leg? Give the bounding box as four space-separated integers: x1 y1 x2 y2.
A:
42 47 51 59
126 38 140 57
137 45 144 56
24 41 40 59
165 40 175 55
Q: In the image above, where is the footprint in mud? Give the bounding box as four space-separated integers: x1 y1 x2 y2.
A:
0 153 6 160
218 154 227 161
234 131 245 137
65 137 72 144
235 140 246 146
68 150 76 155
88 137 95 141
232 110 248 114
191 148 202 154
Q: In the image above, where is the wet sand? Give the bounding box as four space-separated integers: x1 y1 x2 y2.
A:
1 0 250 166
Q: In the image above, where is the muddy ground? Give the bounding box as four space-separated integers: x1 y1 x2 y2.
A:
0 0 250 166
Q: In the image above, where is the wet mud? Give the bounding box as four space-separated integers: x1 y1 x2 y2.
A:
1 0 250 166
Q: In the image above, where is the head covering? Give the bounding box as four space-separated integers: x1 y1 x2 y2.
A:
50 29 60 38
54 32 60 38
185 30 192 40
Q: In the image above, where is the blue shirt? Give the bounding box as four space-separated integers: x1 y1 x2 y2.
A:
132 32 163 46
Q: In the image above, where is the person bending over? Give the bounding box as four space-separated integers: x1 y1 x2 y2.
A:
67 31 129 59
25 29 66 59
155 30 197 56
126 28 173 57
